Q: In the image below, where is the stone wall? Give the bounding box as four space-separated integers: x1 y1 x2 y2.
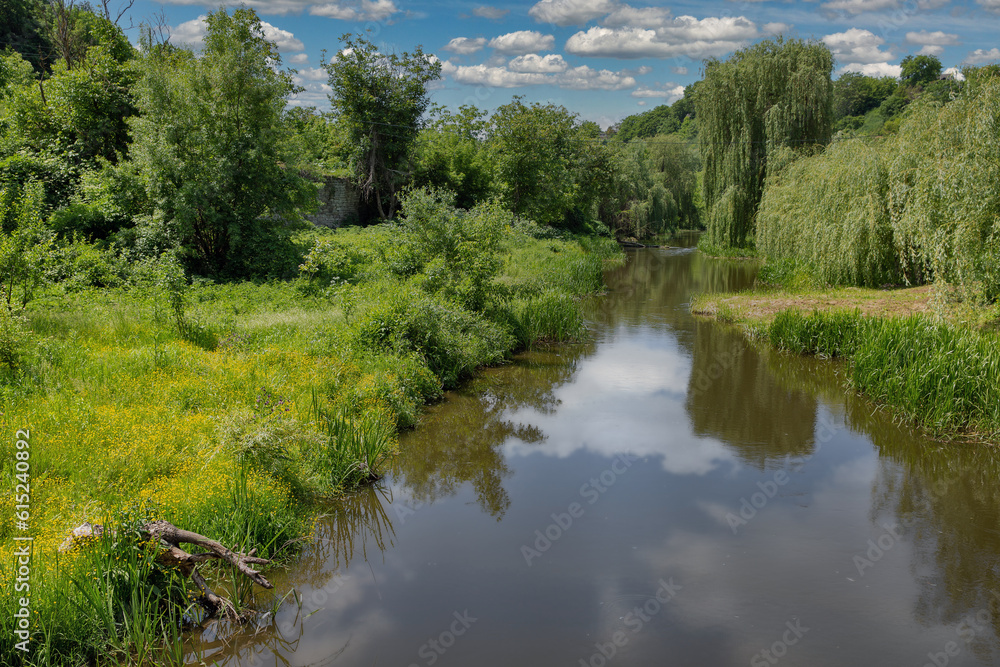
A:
306 176 360 227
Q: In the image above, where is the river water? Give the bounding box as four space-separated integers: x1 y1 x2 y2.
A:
189 237 1000 667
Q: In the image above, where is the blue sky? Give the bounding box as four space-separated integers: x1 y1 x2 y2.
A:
120 0 1000 127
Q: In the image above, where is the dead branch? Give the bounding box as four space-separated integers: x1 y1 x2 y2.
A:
60 520 273 618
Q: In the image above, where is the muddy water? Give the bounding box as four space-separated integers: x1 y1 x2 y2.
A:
191 237 1000 666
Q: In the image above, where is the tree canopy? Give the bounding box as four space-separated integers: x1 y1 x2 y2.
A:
695 37 833 249
325 34 441 220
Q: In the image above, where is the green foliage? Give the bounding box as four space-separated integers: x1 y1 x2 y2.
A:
130 8 312 276
613 95 695 142
0 0 51 72
832 72 897 125
757 138 900 287
0 180 52 310
325 34 441 219
314 404 397 490
758 77 1000 301
696 37 834 249
411 105 492 209
488 97 591 228
900 54 942 88
401 187 508 311
344 278 512 388
768 310 1000 436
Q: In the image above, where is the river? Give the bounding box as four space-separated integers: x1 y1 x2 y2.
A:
187 235 1000 667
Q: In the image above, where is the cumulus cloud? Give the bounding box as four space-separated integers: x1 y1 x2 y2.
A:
488 30 556 55
472 5 509 19
444 37 488 54
508 53 569 72
823 28 893 64
288 52 309 64
558 65 636 90
630 84 685 102
839 61 902 77
565 16 762 59
440 61 549 87
821 0 900 13
440 59 636 91
905 30 960 46
601 4 673 29
294 66 327 81
309 0 399 21
964 47 1000 65
528 0 617 26
169 16 304 52
978 0 1000 11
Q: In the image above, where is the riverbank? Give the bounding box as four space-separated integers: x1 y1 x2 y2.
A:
691 282 1000 442
0 203 622 664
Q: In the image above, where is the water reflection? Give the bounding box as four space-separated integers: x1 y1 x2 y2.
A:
392 348 591 520
685 322 818 468
205 241 1000 667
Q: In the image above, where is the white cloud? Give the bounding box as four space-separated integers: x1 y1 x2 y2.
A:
557 64 636 90
630 84 685 102
838 61 902 77
637 100 647 106
444 37 488 54
528 0 617 26
309 0 399 21
905 30 960 46
440 59 637 91
488 30 556 55
168 17 207 46
964 47 1000 65
821 0 900 13
565 16 762 60
601 4 673 29
169 17 303 52
294 66 327 81
823 28 893 64
441 62 549 87
472 5 509 19
289 52 309 64
976 0 1000 11
671 65 688 75
508 53 569 73
942 66 965 81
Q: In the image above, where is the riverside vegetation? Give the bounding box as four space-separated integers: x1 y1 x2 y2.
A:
690 41 1000 442
0 6 627 664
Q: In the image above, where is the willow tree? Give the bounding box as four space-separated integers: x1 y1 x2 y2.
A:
695 37 833 249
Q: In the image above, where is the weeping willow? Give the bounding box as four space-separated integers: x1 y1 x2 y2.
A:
696 37 834 249
757 70 1000 301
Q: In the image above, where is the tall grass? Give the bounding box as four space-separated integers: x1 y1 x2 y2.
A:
0 189 623 664
768 309 1000 436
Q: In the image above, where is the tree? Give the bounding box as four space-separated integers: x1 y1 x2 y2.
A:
130 8 312 276
325 34 441 220
412 104 492 210
695 37 833 249
832 72 897 119
900 55 942 88
488 97 589 227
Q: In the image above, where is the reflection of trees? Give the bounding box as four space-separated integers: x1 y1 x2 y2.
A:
863 411 1000 661
393 347 590 521
592 248 757 351
685 321 818 468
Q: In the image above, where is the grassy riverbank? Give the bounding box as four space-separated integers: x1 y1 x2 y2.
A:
692 281 1000 441
0 193 621 665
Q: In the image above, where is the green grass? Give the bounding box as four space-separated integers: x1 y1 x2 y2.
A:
0 194 622 664
768 309 1000 438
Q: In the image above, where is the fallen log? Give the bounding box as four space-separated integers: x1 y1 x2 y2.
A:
60 520 272 617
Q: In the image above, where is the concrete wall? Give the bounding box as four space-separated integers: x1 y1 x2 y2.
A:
305 176 360 227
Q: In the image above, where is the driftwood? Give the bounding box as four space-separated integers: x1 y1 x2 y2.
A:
60 520 272 617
